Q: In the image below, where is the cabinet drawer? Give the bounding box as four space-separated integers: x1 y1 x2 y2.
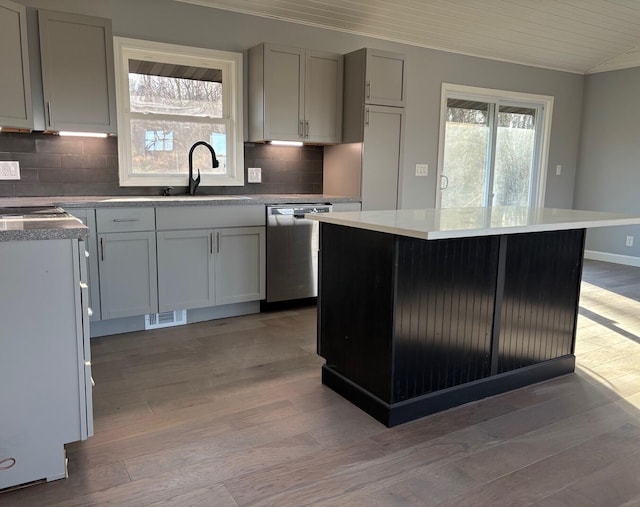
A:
156 205 265 230
96 208 155 233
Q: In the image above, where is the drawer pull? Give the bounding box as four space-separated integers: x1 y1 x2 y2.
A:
112 218 140 223
0 457 16 470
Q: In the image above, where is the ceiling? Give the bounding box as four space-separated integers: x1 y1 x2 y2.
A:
174 0 640 74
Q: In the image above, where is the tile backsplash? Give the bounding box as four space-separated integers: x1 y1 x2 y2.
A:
0 132 323 197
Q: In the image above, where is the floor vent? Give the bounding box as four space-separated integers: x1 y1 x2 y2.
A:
145 310 187 330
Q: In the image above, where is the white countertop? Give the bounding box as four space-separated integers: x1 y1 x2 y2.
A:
307 207 640 240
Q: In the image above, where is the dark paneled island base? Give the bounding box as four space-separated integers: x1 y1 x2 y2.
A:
318 223 585 427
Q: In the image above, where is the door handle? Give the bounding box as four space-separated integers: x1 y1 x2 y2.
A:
440 175 449 190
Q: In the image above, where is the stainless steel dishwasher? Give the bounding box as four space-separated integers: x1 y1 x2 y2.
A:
266 204 332 303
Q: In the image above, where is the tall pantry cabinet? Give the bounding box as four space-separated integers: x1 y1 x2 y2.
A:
324 48 406 211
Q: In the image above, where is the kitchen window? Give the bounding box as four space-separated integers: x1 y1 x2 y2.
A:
114 37 244 187
436 84 553 209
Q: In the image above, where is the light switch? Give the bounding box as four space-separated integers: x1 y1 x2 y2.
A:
0 161 20 180
555 165 562 176
415 164 429 176
248 167 262 183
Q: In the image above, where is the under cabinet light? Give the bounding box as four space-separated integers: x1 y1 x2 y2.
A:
270 140 303 147
59 131 108 138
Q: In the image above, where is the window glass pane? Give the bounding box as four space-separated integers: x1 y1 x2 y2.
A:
493 107 536 206
131 119 227 175
441 104 490 208
128 60 223 118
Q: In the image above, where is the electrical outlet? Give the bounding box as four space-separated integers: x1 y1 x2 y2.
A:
247 167 261 183
0 161 20 180
415 164 429 176
626 236 634 247
555 165 562 176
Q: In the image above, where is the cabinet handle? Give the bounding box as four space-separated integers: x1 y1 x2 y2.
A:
304 120 309 138
79 282 88 290
47 101 53 127
88 307 93 317
365 108 370 126
298 120 304 138
210 232 213 254
0 457 16 470
85 250 90 258
112 218 140 223
100 238 105 261
366 80 371 99
216 232 220 254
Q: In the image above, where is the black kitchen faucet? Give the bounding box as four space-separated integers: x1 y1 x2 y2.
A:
188 141 219 195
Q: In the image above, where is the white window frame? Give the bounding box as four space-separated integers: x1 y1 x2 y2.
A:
113 37 244 187
436 83 554 209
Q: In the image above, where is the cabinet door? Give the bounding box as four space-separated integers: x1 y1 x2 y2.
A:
365 49 406 107
0 0 32 129
38 10 116 133
157 230 215 312
305 50 343 144
263 44 305 141
361 105 404 211
215 227 265 305
98 232 158 319
71 208 101 321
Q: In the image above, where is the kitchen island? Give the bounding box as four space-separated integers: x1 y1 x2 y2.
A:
309 207 640 427
0 208 93 490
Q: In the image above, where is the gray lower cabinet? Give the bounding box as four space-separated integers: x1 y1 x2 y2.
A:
0 0 32 129
157 229 215 312
157 226 265 312
98 231 158 319
0 238 92 490
215 227 266 305
38 9 116 133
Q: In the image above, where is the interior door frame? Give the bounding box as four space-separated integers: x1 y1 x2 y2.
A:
436 83 554 209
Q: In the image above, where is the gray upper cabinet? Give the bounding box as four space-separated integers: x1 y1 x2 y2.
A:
249 43 343 144
0 0 32 129
343 48 406 143
38 10 116 133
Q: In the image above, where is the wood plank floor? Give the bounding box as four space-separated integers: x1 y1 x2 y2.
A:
2 259 640 506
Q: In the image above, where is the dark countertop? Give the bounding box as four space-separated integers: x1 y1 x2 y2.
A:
0 194 359 241
0 207 88 242
0 194 361 209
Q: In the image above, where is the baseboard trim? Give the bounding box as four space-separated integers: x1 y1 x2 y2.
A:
584 250 640 268
322 355 576 427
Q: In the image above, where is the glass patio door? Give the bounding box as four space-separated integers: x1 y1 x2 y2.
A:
437 85 551 209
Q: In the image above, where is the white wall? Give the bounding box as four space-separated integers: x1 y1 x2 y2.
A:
20 0 584 209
